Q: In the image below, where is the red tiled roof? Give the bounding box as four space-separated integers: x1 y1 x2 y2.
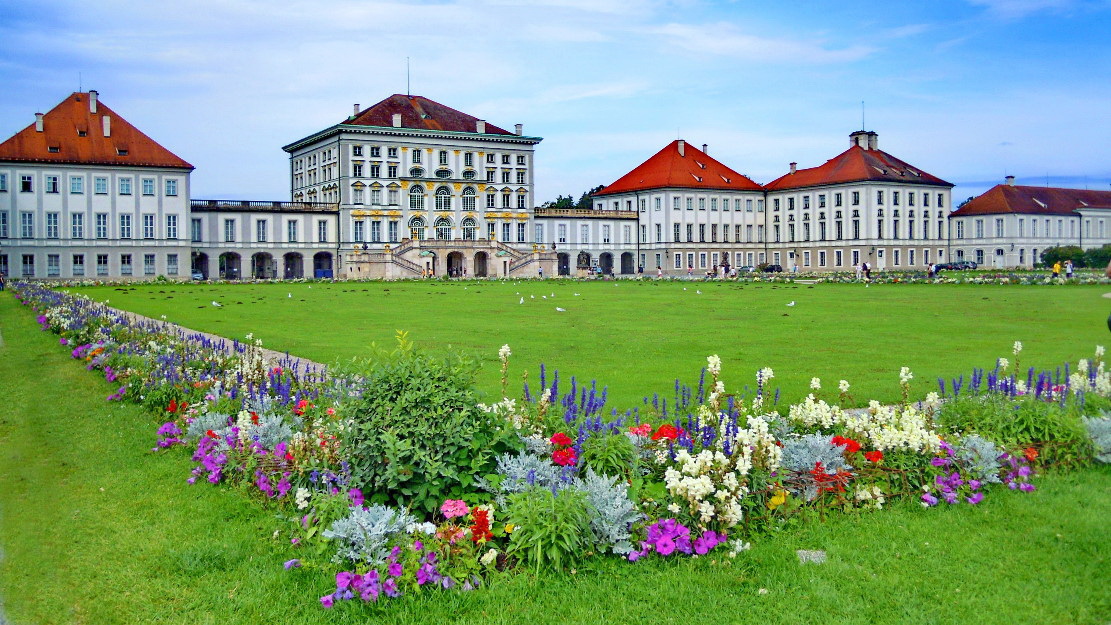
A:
595 140 762 196
950 184 1111 217
344 94 514 135
764 145 951 191
0 92 193 169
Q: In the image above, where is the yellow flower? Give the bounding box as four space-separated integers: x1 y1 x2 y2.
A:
504 523 516 534
767 489 788 510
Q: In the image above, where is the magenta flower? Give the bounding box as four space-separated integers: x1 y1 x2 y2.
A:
440 499 469 519
336 571 355 589
1019 482 1036 492
966 492 984 505
283 559 301 570
320 594 334 608
388 562 403 577
655 536 676 556
921 492 938 506
383 578 401 598
348 488 364 507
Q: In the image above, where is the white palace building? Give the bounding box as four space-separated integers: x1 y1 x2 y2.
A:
2 90 1109 281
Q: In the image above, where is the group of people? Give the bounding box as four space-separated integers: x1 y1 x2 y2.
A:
1051 260 1075 279
853 262 873 281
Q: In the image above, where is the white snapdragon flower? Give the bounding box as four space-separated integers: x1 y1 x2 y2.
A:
498 344 512 360
810 377 821 391
295 487 311 510
1097 345 1106 358
707 354 722 376
1013 341 1023 355
839 379 851 393
480 549 498 566
667 503 681 514
899 366 914 385
758 367 774 382
997 357 1010 371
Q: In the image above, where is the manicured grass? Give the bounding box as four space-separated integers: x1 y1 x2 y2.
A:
2 292 1110 624
73 280 1111 407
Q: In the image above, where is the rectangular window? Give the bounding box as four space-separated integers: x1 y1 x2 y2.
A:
120 254 133 276
165 179 178 196
937 194 944 208
975 219 984 239
72 254 85 276
699 252 707 269
47 254 60 276
503 223 512 242
352 145 363 157
20 175 33 193
852 191 860 206
353 163 363 177
389 220 399 242
96 213 108 239
70 176 84 194
535 224 544 243
674 253 682 269
501 171 510 184
317 221 328 243
517 194 526 209
256 219 268 242
224 218 236 242
580 224 589 244
699 224 705 242
602 224 611 243
164 214 177 239
908 192 915 207
995 218 1004 237
876 190 884 205
388 165 398 178
371 220 382 243
46 213 59 238
388 147 398 158
0 173 6 191
517 222 526 243
412 150 422 164
95 177 108 194
464 152 473 167
22 254 35 277
909 249 915 266
144 253 156 275
956 221 965 239
893 249 901 266
142 178 155 196
893 191 900 206
516 170 526 184
353 220 365 242
119 178 132 195
835 250 842 267
143 214 155 239
167 254 178 275
96 254 108 276
71 212 84 238
118 214 132 239
711 224 717 242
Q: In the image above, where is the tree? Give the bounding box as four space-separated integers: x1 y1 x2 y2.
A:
1083 244 1111 268
540 194 575 209
956 196 976 210
576 185 606 210
1040 245 1086 268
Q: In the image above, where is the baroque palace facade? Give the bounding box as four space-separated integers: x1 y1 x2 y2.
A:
2 91 1109 281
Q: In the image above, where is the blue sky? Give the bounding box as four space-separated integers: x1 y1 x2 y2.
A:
1 0 1109 204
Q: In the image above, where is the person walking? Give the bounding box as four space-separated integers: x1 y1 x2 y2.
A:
656 266 663 279
687 264 693 279
0 271 5 291
538 265 543 279
853 263 861 280
1065 260 1074 279
1052 260 1061 279
862 261 871 281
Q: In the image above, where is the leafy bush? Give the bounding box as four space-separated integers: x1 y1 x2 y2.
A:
322 504 416 566
579 432 638 479
1084 416 1111 463
938 394 1093 467
573 470 641 555
340 334 522 514
482 451 565 505
504 487 593 572
780 434 853 501
954 434 1003 484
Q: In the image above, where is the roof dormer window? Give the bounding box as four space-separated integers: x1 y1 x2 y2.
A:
48 146 60 153
77 130 87 137
116 148 129 156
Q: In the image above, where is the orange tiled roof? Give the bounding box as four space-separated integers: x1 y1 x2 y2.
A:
345 94 514 135
950 184 1111 217
595 140 762 196
764 145 950 191
0 92 193 169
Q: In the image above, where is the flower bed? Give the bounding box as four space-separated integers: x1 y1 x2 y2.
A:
10 279 1111 610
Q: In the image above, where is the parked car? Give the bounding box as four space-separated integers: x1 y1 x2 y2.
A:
936 261 977 272
762 264 784 273
738 265 755 273
191 270 205 280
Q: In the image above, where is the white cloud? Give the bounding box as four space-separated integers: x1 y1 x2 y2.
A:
647 22 875 64
965 0 1079 19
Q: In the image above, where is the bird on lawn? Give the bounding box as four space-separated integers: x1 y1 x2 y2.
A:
556 307 566 312
542 295 547 299
787 301 795 307
530 295 535 299
211 301 222 307
288 293 292 298
573 293 580 296
519 297 524 304
696 289 701 294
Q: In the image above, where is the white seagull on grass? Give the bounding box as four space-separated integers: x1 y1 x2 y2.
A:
211 301 222 307
787 301 795 307
556 307 566 312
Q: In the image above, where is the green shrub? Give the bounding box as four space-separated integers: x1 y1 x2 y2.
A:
579 431 637 479
505 487 593 572
340 333 521 515
938 394 1093 467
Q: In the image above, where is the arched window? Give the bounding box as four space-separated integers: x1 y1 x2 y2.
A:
435 186 452 211
408 216 426 240
462 217 477 240
435 216 452 240
462 187 476 212
409 167 424 178
409 185 425 211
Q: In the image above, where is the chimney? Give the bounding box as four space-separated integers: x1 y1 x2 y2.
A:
789 162 797 174
702 143 708 154
89 90 98 113
476 120 486 134
353 103 360 117
35 113 44 132
1006 175 1015 186
392 113 402 128
868 133 878 150
102 115 111 137
677 140 685 156
515 123 523 136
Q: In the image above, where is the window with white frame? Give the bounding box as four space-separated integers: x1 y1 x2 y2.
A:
143 214 155 239
96 213 108 239
142 178 155 196
580 224 589 244
72 254 85 276
46 213 59 238
558 224 567 243
20 175 32 193
71 212 84 238
45 175 59 194
517 222 526 242
371 220 382 242
120 253 133 275
534 223 543 243
96 254 108 275
119 214 132 239
462 187 475 211
144 254 156 275
388 220 399 242
256 219 268 242
95 177 108 194
501 222 511 242
119 178 132 195
435 217 451 240
164 214 177 239
317 221 328 242
0 173 6 191
435 187 451 211
409 185 425 210
167 254 178 275
602 225 611 243
70 176 84 194
354 220 365 242
223 218 235 242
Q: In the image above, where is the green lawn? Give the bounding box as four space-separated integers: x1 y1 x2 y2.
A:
72 280 1111 407
1 291 1109 624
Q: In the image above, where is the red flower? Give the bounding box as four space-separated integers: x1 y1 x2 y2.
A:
470 509 493 543
550 432 573 447
167 399 178 413
1024 447 1038 462
629 423 653 437
552 447 578 466
250 411 259 425
832 435 861 454
651 424 679 441
205 429 219 439
864 450 884 463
